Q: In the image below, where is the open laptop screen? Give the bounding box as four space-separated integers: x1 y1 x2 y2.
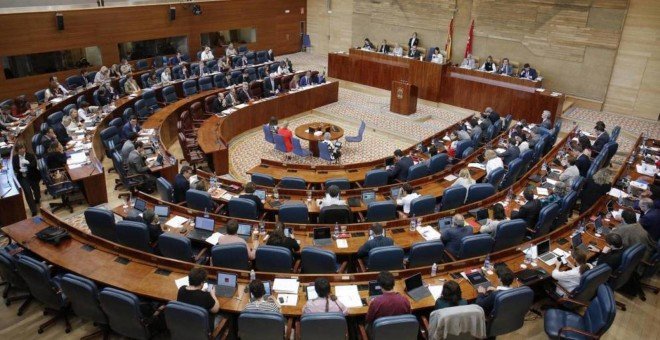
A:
237 224 252 237
254 190 266 201
404 273 423 292
217 272 237 287
314 227 331 240
133 198 147 212
571 233 583 248
537 239 551 255
369 280 383 296
154 205 169 217
195 216 215 231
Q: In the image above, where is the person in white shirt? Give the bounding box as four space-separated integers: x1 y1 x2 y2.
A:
451 168 476 190
77 101 94 122
396 183 421 215
318 185 346 208
277 61 290 75
393 43 403 57
479 55 497 73
559 155 580 187
225 43 238 57
551 249 592 296
484 149 503 176
94 66 111 85
516 135 529 153
479 203 508 235
200 46 214 63
61 115 76 138
120 59 132 75
431 47 444 64
320 132 340 160
161 68 172 83
460 54 477 69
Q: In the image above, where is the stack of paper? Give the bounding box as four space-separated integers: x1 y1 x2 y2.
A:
206 232 222 245
429 285 443 300
273 278 300 294
165 216 188 229
67 151 88 165
546 178 558 186
468 163 486 170
334 285 363 308
495 148 506 154
306 286 318 300
444 174 457 181
417 226 441 241
630 181 649 190
607 188 629 199
536 187 549 196
175 276 208 290
636 164 657 177
336 239 348 248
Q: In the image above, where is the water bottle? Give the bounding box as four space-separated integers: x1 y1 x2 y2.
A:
417 217 422 228
210 176 217 189
431 263 437 277
410 215 417 231
259 220 266 235
204 208 209 218
249 269 256 282
273 187 279 199
617 192 623 206
577 220 585 233
524 245 533 264
369 229 374 240
542 162 548 172
334 222 339 238
484 255 492 271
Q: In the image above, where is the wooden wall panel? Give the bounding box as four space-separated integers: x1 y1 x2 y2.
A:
0 0 306 100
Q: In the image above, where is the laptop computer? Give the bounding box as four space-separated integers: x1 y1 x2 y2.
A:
404 273 432 301
154 205 169 218
438 217 452 232
362 191 376 205
390 187 402 200
536 239 559 265
368 280 383 301
254 190 266 201
473 209 489 225
594 216 611 235
347 197 362 207
313 227 332 246
466 271 493 290
237 223 252 240
384 157 394 167
571 232 588 253
187 216 215 241
133 198 147 213
215 272 237 298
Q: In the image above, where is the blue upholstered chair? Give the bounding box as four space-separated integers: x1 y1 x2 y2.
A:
556 191 578 226
60 274 108 338
406 163 430 181
141 89 160 112
198 76 213 91
158 233 206 264
262 124 274 144
165 301 226 340
485 167 505 189
465 183 496 204
255 245 293 273
554 264 612 310
439 186 467 211
182 79 198 97
492 219 527 251
238 311 287 340
345 120 366 143
409 195 436 216
299 313 347 340
448 234 494 260
116 221 153 253
251 173 275 186
228 197 259 220
35 89 46 103
487 286 534 337
292 138 311 158
407 241 444 268
363 169 388 187
273 134 288 154
499 158 523 189
362 246 404 271
279 176 307 189
211 244 251 270
366 201 397 222
99 287 157 340
428 153 450 174
370 315 419 340
186 189 216 212
84 207 118 242
278 202 309 223
135 59 148 70
325 178 350 190
300 248 346 274
38 158 79 213
609 243 646 310
156 177 174 203
0 249 31 316
529 203 560 238
454 140 474 160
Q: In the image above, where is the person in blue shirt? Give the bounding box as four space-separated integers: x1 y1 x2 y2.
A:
121 115 141 140
173 166 192 203
299 71 313 87
441 214 473 256
357 223 394 258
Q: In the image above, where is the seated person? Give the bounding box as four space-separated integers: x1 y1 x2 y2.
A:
396 183 420 215
77 101 95 122
461 54 476 69
146 71 159 87
441 214 473 256
377 39 390 54
408 45 421 59
592 233 624 270
452 128 471 142
365 271 411 328
45 142 67 169
303 278 348 315
319 185 346 208
431 47 444 64
574 146 592 177
217 219 256 260
124 73 140 94
550 249 592 296
639 198 659 243
468 117 482 142
121 115 142 140
239 182 264 215
497 58 513 76
357 223 394 259
265 222 300 254
224 88 238 107
511 186 542 228
127 141 156 191
476 267 515 315
241 69 250 83
519 63 538 80
161 68 172 83
200 46 214 63
484 149 504 176
263 73 280 97
177 267 221 327
237 82 254 103
277 121 293 152
434 280 467 310
225 43 238 57
578 168 611 213
479 55 497 73
540 110 553 130
321 132 341 160
451 168 475 190
479 203 508 235
96 84 114 106
392 43 404 57
121 133 138 161
212 92 226 113
141 209 164 243
174 166 193 203
612 209 654 253
243 279 281 313
497 138 520 165
484 107 500 124
41 127 58 151
120 59 133 75
542 182 567 207
592 121 610 156
299 71 313 87
387 149 413 182
61 115 76 138
277 61 290 75
559 155 580 187
362 38 376 50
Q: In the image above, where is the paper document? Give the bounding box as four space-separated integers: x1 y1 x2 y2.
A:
607 188 629 199
429 285 443 300
536 187 549 196
334 285 363 308
416 226 441 241
206 232 222 245
67 152 88 165
444 174 457 181
336 239 348 248
546 178 558 186
165 216 188 229
495 148 506 154
306 286 318 300
636 164 657 177
175 276 207 290
468 163 486 170
630 181 649 190
277 294 299 306
443 135 451 142
273 278 300 294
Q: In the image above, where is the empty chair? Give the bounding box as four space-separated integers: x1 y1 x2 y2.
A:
406 163 430 181
300 248 346 274
299 313 347 340
0 249 32 316
407 241 444 268
465 183 496 204
345 120 366 143
409 195 436 216
15 255 71 334
161 85 178 104
84 207 118 242
255 245 293 273
602 141 619 166
361 246 404 271
262 124 275 143
186 189 217 212
292 137 312 158
439 186 467 211
428 153 449 174
370 315 419 340
486 286 534 338
485 167 505 189
198 76 213 91
517 149 533 175
140 73 150 88
544 284 616 340
99 287 158 340
59 274 109 338
492 219 527 251
448 234 494 260
182 79 198 97
158 233 206 264
318 205 352 224
38 158 79 213
116 220 153 253
156 177 174 203
461 146 475 158
62 103 77 116
109 117 123 129
278 202 309 224
529 203 560 238
238 311 287 340
251 173 275 186
165 301 226 340
133 99 150 120
555 191 578 226
610 125 621 142
66 75 86 89
141 89 160 112
228 197 259 219
211 244 251 270
279 176 307 189
135 59 148 70
454 140 474 160
325 178 350 190
608 243 646 310
365 201 397 222
363 169 389 187
35 89 46 103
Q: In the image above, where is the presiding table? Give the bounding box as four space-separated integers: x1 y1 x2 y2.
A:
294 122 344 156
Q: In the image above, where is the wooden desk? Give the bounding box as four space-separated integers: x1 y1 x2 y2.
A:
294 122 344 157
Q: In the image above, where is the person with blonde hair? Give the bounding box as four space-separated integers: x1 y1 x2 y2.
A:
451 168 475 189
484 149 503 176
579 168 611 213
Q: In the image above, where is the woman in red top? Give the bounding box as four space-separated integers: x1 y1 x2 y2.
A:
277 121 293 152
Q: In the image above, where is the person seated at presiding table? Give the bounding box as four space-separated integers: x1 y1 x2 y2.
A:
362 38 376 51
519 63 538 80
299 71 313 87
244 279 281 313
408 45 421 59
218 219 256 260
497 58 513 76
319 185 346 208
266 222 300 254
387 149 414 182
127 141 157 192
452 168 476 190
442 214 473 256
396 183 421 215
357 223 394 259
550 248 592 297
212 92 227 113
511 186 542 228
461 54 477 69
392 43 404 57
173 165 193 204
479 203 508 236
289 75 300 90
239 182 264 215
377 39 390 54
277 121 293 152
121 115 141 140
237 82 254 103
579 168 611 214
263 73 280 97
124 73 140 95
303 278 348 315
497 138 520 166
479 55 497 73
177 267 222 327
434 280 467 310
484 149 504 176
224 88 239 107
431 47 444 64
639 198 659 243
476 267 515 315
45 142 67 169
225 43 238 57
365 271 411 329
321 132 341 160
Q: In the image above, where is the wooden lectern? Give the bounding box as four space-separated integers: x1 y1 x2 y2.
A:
390 81 418 115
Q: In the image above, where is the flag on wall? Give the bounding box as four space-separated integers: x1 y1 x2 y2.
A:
464 19 474 58
444 17 454 61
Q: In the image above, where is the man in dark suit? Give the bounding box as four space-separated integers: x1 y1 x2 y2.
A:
408 32 419 49
263 73 280 97
41 127 58 151
239 182 264 216
520 63 538 80
121 116 141 140
575 147 592 177
485 107 500 124
237 82 254 103
127 141 156 192
224 88 238 107
592 121 610 156
266 49 275 61
408 45 421 59
173 166 192 203
511 187 542 228
357 223 394 258
387 149 413 182
142 209 164 243
378 39 390 53
497 138 520 165
12 142 41 216
476 267 515 316
52 121 71 146
441 214 473 256
594 233 624 270
299 71 313 87
212 92 226 113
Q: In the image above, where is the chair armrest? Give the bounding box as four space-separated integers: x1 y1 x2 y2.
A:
355 182 363 188
336 261 348 274
444 249 457 262
358 324 368 340
177 200 187 206
211 317 228 338
557 296 589 308
194 247 208 263
559 326 598 339
293 259 301 273
357 212 365 222
526 227 536 234
397 211 408 219
295 320 301 340
357 258 367 272
420 315 430 340
285 317 293 340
